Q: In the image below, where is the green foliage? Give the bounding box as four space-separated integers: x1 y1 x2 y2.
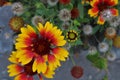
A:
93 58 107 69
35 3 47 15
60 3 73 10
87 52 100 62
87 53 108 69
78 3 84 19
73 20 81 26
93 25 101 34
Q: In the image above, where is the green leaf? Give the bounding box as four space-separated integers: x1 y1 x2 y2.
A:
64 3 73 10
108 40 113 47
104 39 113 48
73 20 80 26
75 39 83 45
93 25 100 34
35 2 46 9
87 52 100 63
78 4 84 19
93 58 108 69
59 3 73 10
87 53 108 69
102 75 108 80
35 3 47 15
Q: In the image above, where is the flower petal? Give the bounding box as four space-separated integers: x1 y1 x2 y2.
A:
88 7 99 17
15 42 27 49
48 54 61 69
97 16 105 25
7 64 23 76
43 66 55 78
32 56 47 73
90 0 99 7
28 76 34 80
110 8 119 16
16 36 33 47
52 48 69 61
114 0 118 5
38 22 66 46
17 50 34 65
8 51 19 63
108 0 118 6
14 73 28 80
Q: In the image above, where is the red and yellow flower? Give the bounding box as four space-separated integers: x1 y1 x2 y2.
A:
7 51 55 80
88 0 118 25
15 21 69 74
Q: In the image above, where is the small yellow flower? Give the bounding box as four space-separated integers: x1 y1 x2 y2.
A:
66 30 78 42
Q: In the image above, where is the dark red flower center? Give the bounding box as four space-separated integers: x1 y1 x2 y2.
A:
32 36 51 56
71 8 79 19
24 60 37 75
97 1 109 11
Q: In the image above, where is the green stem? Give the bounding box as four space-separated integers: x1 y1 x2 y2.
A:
69 55 76 66
94 35 100 43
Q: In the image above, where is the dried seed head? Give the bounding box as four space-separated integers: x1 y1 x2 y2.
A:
71 66 83 79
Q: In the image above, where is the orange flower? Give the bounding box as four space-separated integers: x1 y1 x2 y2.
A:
88 0 118 25
15 22 69 73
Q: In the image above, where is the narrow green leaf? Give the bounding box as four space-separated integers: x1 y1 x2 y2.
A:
78 4 84 19
93 25 100 34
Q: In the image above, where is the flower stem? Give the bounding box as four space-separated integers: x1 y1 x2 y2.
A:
94 35 100 43
69 54 76 66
